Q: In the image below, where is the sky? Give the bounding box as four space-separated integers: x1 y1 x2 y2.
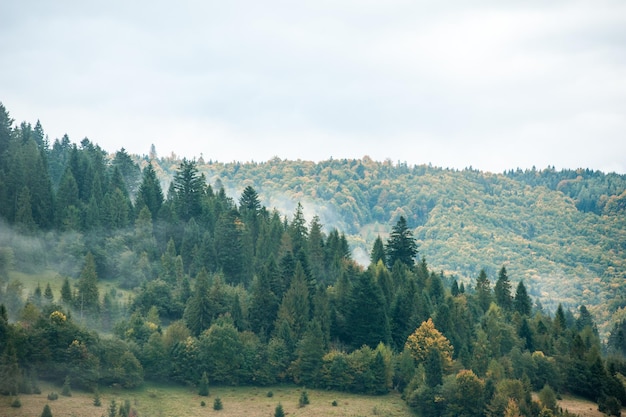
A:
1 0 625 174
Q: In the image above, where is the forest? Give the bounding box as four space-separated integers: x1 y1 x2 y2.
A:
1 101 626 417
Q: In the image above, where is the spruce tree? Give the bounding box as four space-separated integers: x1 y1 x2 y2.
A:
494 266 512 311
77 252 99 314
40 404 52 417
385 216 417 268
198 371 209 396
514 281 532 316
370 235 387 266
184 268 212 336
274 403 285 417
475 269 492 312
44 283 54 303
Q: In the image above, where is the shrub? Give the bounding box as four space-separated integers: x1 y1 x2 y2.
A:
47 392 59 401
41 403 53 417
94 390 101 406
198 371 209 397
213 397 223 410
61 376 71 397
299 390 310 408
332 400 338 406
11 397 21 408
200 401 206 407
598 395 622 417
267 391 274 397
274 403 285 417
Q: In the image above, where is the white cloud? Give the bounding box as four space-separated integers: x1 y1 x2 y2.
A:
1 0 624 173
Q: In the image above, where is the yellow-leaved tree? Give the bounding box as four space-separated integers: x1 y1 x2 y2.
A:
405 318 453 368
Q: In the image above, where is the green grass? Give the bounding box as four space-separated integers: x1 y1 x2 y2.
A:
0 381 414 417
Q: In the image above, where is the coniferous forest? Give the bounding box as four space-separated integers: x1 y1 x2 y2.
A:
1 102 626 417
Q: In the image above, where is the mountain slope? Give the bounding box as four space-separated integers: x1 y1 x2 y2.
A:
145 155 626 327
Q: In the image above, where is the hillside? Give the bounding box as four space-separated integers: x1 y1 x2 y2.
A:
2 105 626 417
146 156 626 329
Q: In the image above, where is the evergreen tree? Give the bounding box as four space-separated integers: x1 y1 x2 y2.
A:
77 252 99 314
475 269 492 312
40 404 53 417
136 162 164 221
494 266 513 311
172 158 205 222
514 281 532 316
44 283 54 303
370 235 387 266
274 263 310 341
248 267 279 340
214 210 245 285
346 270 391 349
184 268 212 336
111 148 141 196
198 371 209 396
385 216 417 268
60 277 72 305
292 320 325 386
274 403 285 417
424 347 443 388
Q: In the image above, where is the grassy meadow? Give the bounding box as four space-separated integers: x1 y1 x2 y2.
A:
0 381 413 417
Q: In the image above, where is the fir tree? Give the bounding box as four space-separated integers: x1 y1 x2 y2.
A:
77 252 99 314
184 268 212 336
40 404 53 417
198 371 209 396
385 216 417 268
514 280 532 316
494 266 512 311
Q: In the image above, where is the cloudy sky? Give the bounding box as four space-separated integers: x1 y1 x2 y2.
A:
1 0 625 173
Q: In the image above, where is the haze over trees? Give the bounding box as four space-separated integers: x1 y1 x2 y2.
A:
1 102 625 416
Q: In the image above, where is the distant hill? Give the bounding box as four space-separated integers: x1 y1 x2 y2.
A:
144 155 626 329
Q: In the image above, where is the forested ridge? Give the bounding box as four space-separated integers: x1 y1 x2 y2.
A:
1 102 626 417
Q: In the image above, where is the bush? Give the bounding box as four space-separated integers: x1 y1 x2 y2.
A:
11 397 21 408
198 371 209 397
200 401 206 407
267 391 274 397
93 390 101 406
332 400 338 406
213 397 223 410
61 376 71 397
275 403 285 417
598 395 622 417
47 392 59 401
41 403 53 417
299 391 310 408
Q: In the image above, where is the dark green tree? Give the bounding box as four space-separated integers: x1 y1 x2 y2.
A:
135 162 163 222
184 268 212 336
60 277 72 305
494 266 512 311
77 252 99 314
198 371 209 396
172 159 205 222
111 148 141 196
40 404 53 417
370 235 387 267
44 283 54 303
292 320 325 386
385 216 418 268
274 403 285 417
475 269 492 312
346 270 391 349
514 280 532 316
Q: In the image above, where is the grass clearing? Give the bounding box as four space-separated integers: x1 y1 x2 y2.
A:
0 381 413 417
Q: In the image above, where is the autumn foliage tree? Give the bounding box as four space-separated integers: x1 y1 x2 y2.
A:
405 318 453 368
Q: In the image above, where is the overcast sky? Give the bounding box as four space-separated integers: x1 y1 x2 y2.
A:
1 0 625 173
